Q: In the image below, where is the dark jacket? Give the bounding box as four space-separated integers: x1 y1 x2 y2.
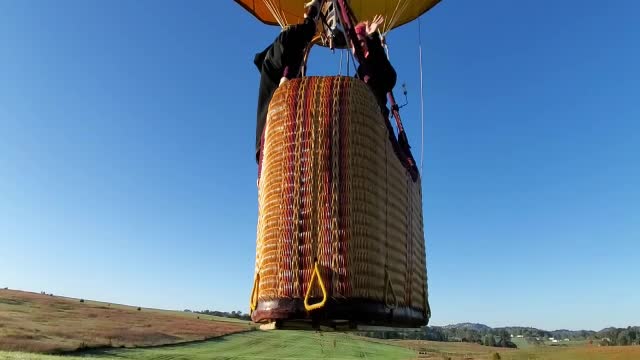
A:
356 32 397 117
254 18 316 81
253 18 316 162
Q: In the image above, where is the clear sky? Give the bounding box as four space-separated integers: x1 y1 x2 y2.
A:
1 0 638 331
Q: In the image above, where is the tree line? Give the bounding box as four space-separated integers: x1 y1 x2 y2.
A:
184 309 252 321
595 327 640 346
359 325 640 348
358 326 516 348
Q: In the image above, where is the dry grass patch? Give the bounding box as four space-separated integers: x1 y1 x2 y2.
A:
0 289 250 354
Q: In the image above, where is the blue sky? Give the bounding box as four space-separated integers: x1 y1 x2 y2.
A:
1 0 638 331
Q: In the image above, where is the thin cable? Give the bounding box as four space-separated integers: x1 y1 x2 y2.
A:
348 48 358 77
263 0 285 28
385 0 410 36
384 0 404 35
379 30 390 60
346 48 350 76
418 16 425 175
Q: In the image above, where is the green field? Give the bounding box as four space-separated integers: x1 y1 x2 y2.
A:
398 339 640 360
3 330 640 360
0 331 415 360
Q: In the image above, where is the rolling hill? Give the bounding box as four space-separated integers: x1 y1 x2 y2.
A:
0 289 250 354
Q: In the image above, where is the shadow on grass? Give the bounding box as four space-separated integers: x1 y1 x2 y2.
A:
63 330 253 357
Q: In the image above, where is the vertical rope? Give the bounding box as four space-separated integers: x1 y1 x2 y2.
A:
310 78 320 298
383 0 411 36
418 16 425 175
292 78 308 298
346 49 350 77
331 77 342 297
262 0 286 28
384 114 390 304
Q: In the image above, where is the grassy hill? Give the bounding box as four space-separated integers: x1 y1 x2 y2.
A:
0 289 250 353
3 288 640 360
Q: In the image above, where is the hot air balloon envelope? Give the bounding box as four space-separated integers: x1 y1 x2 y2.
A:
235 0 441 34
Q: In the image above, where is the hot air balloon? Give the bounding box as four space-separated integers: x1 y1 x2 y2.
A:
238 0 440 329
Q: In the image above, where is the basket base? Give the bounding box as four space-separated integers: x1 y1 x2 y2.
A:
258 319 350 331
258 320 426 332
251 298 427 329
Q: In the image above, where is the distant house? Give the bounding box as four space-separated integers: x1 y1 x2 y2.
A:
549 337 555 341
516 335 524 338
552 339 559 343
563 339 570 341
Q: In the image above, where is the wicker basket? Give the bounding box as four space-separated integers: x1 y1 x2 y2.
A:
251 76 429 327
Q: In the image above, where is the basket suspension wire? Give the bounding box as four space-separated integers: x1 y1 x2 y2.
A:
379 30 390 60
310 78 320 297
418 16 426 174
292 79 308 299
317 78 325 298
418 16 428 314
384 122 392 308
301 43 313 77
275 100 285 299
319 78 332 297
276 88 290 298
303 79 314 298
382 0 411 37
347 50 358 76
330 77 342 297
262 0 286 28
405 168 412 306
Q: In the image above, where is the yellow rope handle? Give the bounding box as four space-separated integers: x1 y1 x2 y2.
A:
249 273 260 312
304 262 327 311
383 268 397 309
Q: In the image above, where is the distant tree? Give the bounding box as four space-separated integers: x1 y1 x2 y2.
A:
424 327 447 341
483 334 496 347
463 329 481 343
497 338 517 349
617 331 630 346
599 328 621 344
497 330 510 344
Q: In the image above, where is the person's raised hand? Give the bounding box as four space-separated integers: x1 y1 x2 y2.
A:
367 15 384 34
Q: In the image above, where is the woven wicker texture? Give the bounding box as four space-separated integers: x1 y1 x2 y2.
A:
255 76 428 316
